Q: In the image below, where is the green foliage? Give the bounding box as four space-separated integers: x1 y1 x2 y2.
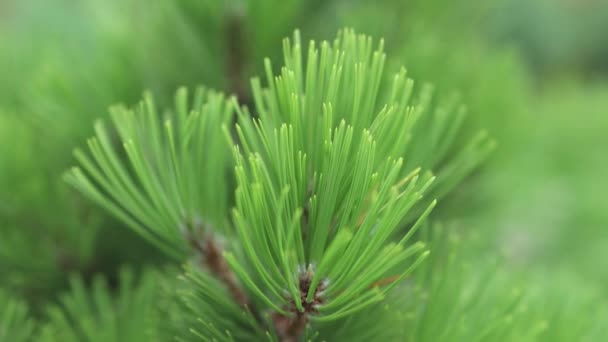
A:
228 30 451 324
0 113 100 297
63 28 490 339
65 88 234 260
38 268 159 342
230 117 432 320
524 270 608 342
175 264 266 341
1 0 607 341
247 30 494 207
0 289 35 342
491 0 608 75
402 226 545 342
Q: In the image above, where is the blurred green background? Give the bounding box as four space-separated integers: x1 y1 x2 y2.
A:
1 0 607 339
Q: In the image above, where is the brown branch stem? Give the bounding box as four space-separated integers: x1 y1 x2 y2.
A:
272 268 327 342
186 221 268 331
226 6 252 108
187 229 248 305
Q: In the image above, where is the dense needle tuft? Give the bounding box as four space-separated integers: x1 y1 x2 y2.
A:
64 28 493 341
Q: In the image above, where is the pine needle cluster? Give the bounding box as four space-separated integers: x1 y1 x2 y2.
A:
59 29 492 341
3 1 606 340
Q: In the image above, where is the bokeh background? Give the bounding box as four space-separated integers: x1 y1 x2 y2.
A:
1 0 607 338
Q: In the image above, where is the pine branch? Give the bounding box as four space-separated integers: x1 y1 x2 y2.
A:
64 85 265 336
38 268 160 342
225 4 251 107
398 224 545 342
65 87 234 260
176 264 266 341
223 28 496 340
0 289 34 342
186 225 248 306
65 27 495 341
249 29 495 220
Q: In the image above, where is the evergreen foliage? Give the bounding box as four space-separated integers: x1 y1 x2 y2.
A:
63 29 490 340
0 289 35 342
37 269 159 342
65 88 234 260
1 1 607 341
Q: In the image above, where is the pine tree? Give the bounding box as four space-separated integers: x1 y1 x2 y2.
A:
2 1 607 341
61 29 492 340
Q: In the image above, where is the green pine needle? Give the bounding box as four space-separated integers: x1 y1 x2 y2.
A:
226 28 488 323
0 289 35 342
65 27 497 336
65 87 234 260
37 268 159 342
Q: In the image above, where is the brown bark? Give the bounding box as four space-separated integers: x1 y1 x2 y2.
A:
272 269 327 342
